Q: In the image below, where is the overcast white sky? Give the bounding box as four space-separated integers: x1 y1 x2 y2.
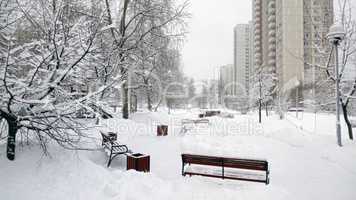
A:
181 0 252 81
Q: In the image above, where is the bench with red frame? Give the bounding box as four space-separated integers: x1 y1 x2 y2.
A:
101 131 130 167
198 110 221 118
181 154 269 184
180 119 210 134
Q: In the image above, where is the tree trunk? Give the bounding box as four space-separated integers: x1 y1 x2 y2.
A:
154 97 163 112
147 93 152 111
167 99 172 114
144 79 152 111
341 103 353 140
6 118 18 160
265 102 269 117
259 100 262 123
122 82 129 119
131 94 137 113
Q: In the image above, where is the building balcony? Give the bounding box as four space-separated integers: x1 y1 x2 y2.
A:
268 51 276 58
268 59 276 65
254 4 261 12
254 39 261 44
255 60 262 66
254 0 261 5
254 18 261 26
254 28 261 35
254 11 261 18
268 37 276 43
268 0 276 8
254 16 261 22
268 15 276 22
268 22 276 29
254 42 261 48
254 42 261 47
268 44 276 51
268 30 276 37
254 4 261 10
254 0 261 8
268 8 276 15
254 53 262 59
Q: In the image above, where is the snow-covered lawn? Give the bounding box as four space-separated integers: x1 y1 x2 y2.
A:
1 110 356 200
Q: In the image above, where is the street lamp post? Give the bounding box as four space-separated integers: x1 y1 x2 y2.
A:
259 77 262 123
327 23 346 147
295 80 300 118
258 67 262 123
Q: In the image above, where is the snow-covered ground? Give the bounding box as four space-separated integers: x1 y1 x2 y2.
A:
1 110 356 200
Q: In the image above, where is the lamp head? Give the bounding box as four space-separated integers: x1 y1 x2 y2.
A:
327 23 346 43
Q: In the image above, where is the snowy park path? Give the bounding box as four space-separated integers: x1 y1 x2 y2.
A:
1 110 356 200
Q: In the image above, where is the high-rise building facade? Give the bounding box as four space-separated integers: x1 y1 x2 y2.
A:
248 20 255 87
233 24 253 98
253 0 334 105
302 0 334 103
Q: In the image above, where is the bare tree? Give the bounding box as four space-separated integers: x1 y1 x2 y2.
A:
102 0 189 118
0 0 189 160
251 65 276 123
0 0 114 160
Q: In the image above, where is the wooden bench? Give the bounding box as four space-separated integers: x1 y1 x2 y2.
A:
180 119 210 134
181 154 269 184
181 119 210 125
101 131 130 167
205 110 221 117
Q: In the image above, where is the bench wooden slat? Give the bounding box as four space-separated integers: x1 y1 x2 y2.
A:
185 159 222 167
184 172 267 183
183 154 267 163
184 172 223 179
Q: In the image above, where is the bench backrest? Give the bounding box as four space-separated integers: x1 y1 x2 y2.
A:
182 154 223 166
101 131 117 143
182 154 268 171
195 119 209 123
223 158 268 171
181 119 195 124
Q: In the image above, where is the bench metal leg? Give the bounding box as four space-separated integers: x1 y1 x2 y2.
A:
107 153 122 167
107 151 114 167
266 170 270 185
222 166 225 179
222 159 224 179
107 156 113 167
182 162 185 176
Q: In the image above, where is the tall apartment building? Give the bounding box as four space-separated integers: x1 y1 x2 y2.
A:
233 24 253 98
253 0 333 105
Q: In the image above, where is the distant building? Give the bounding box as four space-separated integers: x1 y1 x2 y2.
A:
233 24 253 98
218 64 234 102
207 79 219 108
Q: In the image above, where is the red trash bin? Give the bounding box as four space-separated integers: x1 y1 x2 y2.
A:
157 125 168 136
127 153 150 172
